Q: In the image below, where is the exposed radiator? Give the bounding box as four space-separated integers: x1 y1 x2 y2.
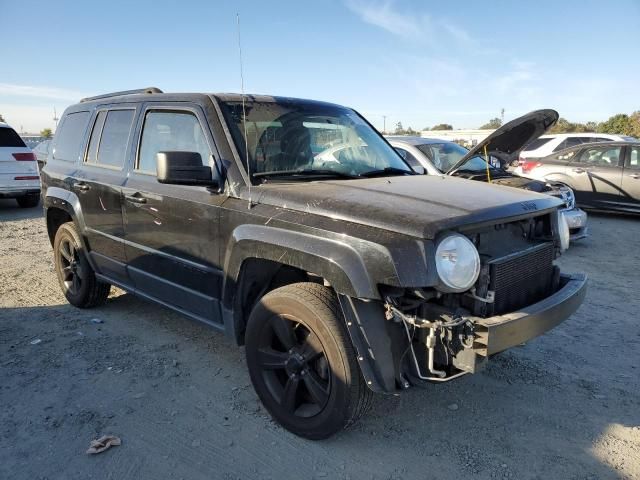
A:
487 242 555 316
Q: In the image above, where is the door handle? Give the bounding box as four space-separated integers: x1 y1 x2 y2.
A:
125 194 147 204
73 182 90 192
572 168 587 174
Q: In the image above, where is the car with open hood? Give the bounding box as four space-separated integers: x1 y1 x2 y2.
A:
41 89 587 439
387 110 588 240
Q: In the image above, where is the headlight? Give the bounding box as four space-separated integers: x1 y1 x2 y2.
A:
560 186 575 209
435 234 481 291
557 212 570 252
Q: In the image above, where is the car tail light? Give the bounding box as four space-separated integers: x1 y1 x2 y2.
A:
521 160 543 174
14 175 40 180
12 152 37 161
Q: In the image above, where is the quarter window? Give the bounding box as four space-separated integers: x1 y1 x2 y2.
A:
95 110 134 168
138 111 210 173
52 111 90 162
579 146 622 166
394 147 421 169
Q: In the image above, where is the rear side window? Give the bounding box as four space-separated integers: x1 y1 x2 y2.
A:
628 146 639 169
523 137 552 152
0 127 27 147
53 112 90 162
553 137 585 152
95 110 134 168
137 111 210 173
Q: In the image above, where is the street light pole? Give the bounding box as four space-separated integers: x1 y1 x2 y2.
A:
382 115 387 134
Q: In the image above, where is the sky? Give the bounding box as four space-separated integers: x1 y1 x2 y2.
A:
1 0 639 133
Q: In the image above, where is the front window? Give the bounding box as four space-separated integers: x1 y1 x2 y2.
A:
219 99 412 183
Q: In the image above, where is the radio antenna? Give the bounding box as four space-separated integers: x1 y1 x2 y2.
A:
237 13 252 209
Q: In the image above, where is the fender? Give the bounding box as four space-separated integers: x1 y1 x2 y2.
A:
542 173 576 191
43 186 97 271
221 224 401 305
220 224 404 392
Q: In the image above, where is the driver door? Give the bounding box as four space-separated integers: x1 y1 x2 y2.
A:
122 104 226 325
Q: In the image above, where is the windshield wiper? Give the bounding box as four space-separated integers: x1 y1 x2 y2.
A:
253 169 360 181
359 167 414 178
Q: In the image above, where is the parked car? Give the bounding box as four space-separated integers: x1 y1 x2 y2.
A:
41 88 587 439
0 122 41 208
519 133 636 162
387 110 588 240
519 142 640 214
33 139 52 170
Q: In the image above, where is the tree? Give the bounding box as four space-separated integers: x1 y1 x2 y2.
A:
597 114 635 136
40 128 53 138
630 111 640 138
479 118 502 130
394 122 404 135
0 113 5 123
430 123 453 131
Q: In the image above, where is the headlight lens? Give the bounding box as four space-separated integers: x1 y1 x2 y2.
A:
558 212 570 252
435 234 481 291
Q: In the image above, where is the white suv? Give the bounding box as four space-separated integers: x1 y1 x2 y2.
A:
0 122 41 208
520 133 637 160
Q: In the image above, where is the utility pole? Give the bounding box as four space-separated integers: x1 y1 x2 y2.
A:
382 115 387 134
500 108 505 124
53 107 59 130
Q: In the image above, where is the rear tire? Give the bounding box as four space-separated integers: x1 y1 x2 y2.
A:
16 195 39 208
53 222 111 308
245 282 373 439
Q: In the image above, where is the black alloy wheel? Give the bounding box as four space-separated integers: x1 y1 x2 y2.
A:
245 282 373 439
57 236 84 296
257 314 331 418
53 222 110 308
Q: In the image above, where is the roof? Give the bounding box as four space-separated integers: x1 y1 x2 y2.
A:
385 136 450 146
550 140 640 156
539 133 627 139
75 88 347 110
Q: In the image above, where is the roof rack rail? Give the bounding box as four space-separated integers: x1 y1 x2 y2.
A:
80 87 163 103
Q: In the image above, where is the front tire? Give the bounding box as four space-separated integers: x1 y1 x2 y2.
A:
245 282 373 439
53 222 111 308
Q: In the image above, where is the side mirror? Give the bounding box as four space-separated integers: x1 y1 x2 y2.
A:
412 165 426 175
156 151 219 188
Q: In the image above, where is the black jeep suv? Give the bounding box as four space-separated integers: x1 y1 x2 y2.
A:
41 88 587 439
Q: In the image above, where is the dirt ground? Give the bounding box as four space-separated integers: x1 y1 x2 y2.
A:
0 198 639 480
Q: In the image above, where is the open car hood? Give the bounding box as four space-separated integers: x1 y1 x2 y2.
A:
446 109 559 174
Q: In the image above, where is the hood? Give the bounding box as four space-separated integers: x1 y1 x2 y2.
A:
447 109 559 174
254 175 562 239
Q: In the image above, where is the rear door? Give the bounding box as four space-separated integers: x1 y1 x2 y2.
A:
620 145 640 212
74 106 137 284
567 145 624 209
122 103 226 324
0 126 39 193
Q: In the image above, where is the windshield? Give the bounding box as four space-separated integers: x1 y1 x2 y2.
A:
218 99 412 182
415 142 496 173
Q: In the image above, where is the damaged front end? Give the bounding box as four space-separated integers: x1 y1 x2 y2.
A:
379 211 587 385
